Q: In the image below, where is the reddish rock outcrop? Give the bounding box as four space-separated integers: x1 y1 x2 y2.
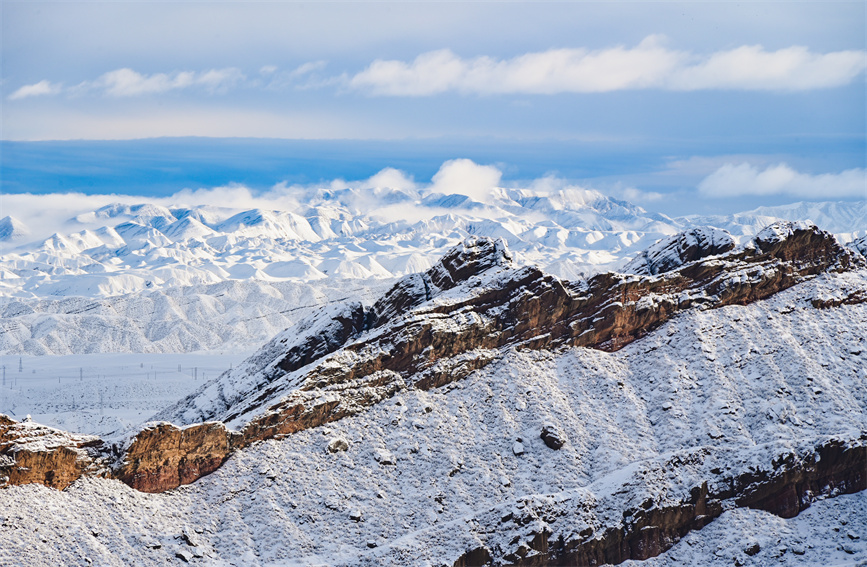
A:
239 222 861 447
0 415 105 490
116 421 238 493
118 223 864 492
5 223 865 495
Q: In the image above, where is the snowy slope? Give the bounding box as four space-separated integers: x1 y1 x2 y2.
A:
0 188 679 301
0 216 30 242
680 200 867 241
0 267 864 566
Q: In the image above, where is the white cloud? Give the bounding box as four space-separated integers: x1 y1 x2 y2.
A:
8 80 63 100
364 167 417 191
617 186 664 203
86 67 245 96
429 159 502 202
348 36 867 95
698 163 867 198
672 45 867 90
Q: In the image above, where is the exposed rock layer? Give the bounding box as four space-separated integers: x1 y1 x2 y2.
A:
221 223 861 468
116 421 239 493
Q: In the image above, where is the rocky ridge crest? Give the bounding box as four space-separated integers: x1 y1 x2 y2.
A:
0 222 864 496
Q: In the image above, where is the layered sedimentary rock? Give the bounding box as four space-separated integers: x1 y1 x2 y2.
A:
222 222 861 458
622 226 735 276
116 421 240 492
3 222 864 497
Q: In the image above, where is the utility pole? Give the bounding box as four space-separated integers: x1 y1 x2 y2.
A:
18 357 22 373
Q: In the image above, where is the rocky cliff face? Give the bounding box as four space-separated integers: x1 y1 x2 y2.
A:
2 222 864 500
622 226 735 276
202 222 861 459
116 421 240 493
0 415 105 490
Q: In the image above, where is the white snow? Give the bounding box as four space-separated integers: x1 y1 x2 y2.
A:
0 268 864 566
1 194 863 356
621 492 867 567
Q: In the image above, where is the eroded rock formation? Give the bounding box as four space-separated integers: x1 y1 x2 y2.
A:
220 222 861 459
116 421 240 492
0 415 105 490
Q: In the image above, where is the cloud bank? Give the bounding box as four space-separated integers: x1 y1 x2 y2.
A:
348 36 867 95
8 36 866 101
0 160 600 244
698 163 867 198
8 68 246 100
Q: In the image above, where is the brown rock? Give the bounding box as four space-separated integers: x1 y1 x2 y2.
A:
7 224 865 494
0 414 105 490
456 436 866 567
116 421 235 493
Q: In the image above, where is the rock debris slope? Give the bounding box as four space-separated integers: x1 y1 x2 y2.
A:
0 221 865 566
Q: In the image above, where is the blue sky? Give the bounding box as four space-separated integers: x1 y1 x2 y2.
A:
1 1 865 216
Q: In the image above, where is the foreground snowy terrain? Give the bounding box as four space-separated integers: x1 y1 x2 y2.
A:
0 249 864 566
0 186 864 566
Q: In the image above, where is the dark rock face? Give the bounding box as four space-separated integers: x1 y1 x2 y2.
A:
455 437 867 567
276 302 366 374
850 234 867 258
540 423 565 450
370 236 513 328
116 223 864 492
426 236 513 290
116 421 237 493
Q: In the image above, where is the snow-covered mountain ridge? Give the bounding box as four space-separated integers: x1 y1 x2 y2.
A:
0 222 865 566
1 193 864 356
2 195 864 302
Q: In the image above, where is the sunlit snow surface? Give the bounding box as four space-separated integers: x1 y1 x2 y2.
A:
0 269 864 566
0 192 864 565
